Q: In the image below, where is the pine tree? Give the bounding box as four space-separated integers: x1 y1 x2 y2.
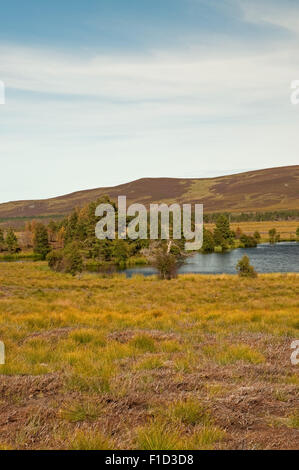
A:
0 228 5 252
63 242 83 276
6 228 20 254
33 224 50 260
213 215 233 250
202 228 215 253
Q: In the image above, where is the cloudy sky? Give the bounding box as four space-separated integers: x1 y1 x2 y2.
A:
0 0 298 203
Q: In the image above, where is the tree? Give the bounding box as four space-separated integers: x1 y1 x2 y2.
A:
215 215 231 239
253 231 261 243
33 224 50 260
213 215 233 250
202 228 215 253
149 241 186 280
236 255 257 278
48 220 58 243
5 228 20 254
63 243 83 276
296 226 299 242
0 228 5 252
269 228 276 244
112 239 129 267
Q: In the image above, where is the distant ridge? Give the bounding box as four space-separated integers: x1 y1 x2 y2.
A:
0 165 298 220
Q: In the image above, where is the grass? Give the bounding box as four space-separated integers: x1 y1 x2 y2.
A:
286 411 299 429
168 399 210 426
186 426 226 450
0 262 298 449
69 430 113 450
60 401 102 422
203 344 265 365
136 421 181 450
205 220 299 242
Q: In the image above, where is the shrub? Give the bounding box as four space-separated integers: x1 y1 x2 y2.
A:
236 255 257 278
47 249 64 272
239 234 257 248
150 241 186 280
269 228 280 244
47 243 83 276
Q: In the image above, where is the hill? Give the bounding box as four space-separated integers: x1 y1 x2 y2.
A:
0 165 298 221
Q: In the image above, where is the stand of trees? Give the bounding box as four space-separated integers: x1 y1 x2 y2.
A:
201 215 258 253
204 209 299 223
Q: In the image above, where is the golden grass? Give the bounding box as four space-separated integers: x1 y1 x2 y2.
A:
205 220 298 241
69 429 113 450
0 262 298 449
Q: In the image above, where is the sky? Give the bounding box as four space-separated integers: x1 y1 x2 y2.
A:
0 0 299 203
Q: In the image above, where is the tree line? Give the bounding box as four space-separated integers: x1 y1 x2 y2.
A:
1 198 298 279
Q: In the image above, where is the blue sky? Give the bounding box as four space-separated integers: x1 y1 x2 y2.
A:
0 0 299 202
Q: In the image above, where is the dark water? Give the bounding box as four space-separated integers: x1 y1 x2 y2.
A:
122 242 299 278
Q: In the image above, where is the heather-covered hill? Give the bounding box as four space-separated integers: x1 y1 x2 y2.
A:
0 165 298 220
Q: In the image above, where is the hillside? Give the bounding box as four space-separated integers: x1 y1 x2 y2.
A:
0 165 298 221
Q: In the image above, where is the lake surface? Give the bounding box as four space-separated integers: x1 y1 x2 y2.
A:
122 242 299 277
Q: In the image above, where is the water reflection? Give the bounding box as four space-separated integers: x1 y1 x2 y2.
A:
122 242 299 277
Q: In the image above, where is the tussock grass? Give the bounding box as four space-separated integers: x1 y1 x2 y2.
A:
0 442 12 450
168 399 210 426
186 426 225 450
287 411 299 429
130 334 156 352
136 421 181 450
60 401 102 423
69 429 113 450
135 356 164 370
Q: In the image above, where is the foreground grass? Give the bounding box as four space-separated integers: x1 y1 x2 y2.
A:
0 262 298 449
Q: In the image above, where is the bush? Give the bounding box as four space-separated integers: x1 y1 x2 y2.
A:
239 234 257 248
269 228 280 244
150 241 186 280
47 250 64 272
47 243 83 276
236 255 257 278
